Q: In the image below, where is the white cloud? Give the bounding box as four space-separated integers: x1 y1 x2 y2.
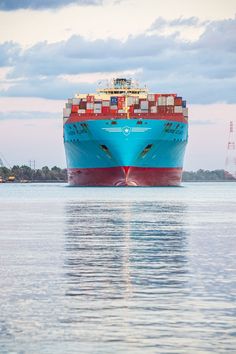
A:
0 67 12 79
148 16 208 41
1 0 235 47
1 17 236 103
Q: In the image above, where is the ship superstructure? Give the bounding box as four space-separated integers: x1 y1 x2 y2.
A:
63 78 188 186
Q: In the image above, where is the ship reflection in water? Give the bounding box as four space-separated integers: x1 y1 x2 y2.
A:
63 201 191 351
64 201 188 297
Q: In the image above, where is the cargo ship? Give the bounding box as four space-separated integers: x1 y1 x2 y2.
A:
63 78 188 186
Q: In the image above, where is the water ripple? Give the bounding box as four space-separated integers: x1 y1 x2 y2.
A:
0 184 236 353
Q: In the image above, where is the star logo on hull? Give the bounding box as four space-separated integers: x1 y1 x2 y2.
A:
122 126 131 136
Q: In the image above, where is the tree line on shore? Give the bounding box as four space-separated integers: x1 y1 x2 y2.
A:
0 166 235 182
182 169 235 181
0 165 67 182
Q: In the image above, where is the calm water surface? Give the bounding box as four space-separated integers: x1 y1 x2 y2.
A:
0 183 236 353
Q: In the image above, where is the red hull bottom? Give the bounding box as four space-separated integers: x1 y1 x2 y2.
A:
68 167 183 186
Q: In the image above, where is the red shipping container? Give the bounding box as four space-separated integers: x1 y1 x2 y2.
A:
102 107 110 114
87 95 94 103
174 97 182 106
71 105 79 113
118 101 124 109
110 109 118 115
118 96 125 109
157 106 166 114
154 94 161 101
149 101 156 107
86 109 94 114
166 106 174 114
129 106 134 114
79 102 86 109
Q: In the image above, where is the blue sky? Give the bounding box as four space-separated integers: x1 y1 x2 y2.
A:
0 0 236 169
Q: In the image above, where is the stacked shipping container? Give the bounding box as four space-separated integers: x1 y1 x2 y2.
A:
63 93 188 122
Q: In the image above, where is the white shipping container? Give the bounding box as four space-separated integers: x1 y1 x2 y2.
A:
94 109 102 113
68 98 73 104
110 105 118 110
183 108 188 116
148 94 155 101
66 103 72 109
174 106 183 113
151 106 157 113
140 100 148 109
158 96 167 106
134 109 141 113
118 109 125 113
63 108 71 117
86 103 94 109
78 109 86 114
127 96 134 105
94 103 102 109
166 96 174 105
72 98 81 105
102 101 110 107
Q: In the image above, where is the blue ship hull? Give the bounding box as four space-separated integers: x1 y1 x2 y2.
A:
64 118 188 186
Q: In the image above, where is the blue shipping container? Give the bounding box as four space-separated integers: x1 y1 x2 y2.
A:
110 96 118 105
182 100 186 108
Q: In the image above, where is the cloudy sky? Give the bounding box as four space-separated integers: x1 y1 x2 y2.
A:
0 0 236 170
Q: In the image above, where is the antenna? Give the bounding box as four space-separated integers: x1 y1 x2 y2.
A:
225 121 236 179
